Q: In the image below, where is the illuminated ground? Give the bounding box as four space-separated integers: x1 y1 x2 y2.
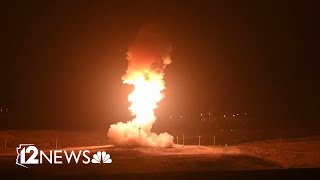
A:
0 136 319 176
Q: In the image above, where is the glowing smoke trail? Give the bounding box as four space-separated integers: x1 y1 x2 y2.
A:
107 26 174 147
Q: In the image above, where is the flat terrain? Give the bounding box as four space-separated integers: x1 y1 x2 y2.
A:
0 131 319 178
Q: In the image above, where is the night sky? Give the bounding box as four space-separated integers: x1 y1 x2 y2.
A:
1 1 319 129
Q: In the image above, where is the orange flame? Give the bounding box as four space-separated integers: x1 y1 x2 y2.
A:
107 26 173 147
125 71 164 126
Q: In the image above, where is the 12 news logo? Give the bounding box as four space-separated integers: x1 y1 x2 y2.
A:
16 144 112 168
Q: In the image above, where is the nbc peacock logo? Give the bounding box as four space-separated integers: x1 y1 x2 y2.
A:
91 151 112 163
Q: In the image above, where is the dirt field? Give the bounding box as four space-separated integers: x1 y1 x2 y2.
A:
0 130 319 178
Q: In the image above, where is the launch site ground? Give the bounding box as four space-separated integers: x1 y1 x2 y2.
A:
0 131 319 178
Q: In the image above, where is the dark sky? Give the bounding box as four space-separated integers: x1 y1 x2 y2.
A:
1 1 319 129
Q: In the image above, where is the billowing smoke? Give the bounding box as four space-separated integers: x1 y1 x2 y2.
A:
107 26 174 147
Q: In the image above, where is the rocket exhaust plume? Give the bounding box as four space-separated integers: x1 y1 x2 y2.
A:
107 26 174 147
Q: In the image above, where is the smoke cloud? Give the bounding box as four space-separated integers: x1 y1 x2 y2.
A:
107 26 174 147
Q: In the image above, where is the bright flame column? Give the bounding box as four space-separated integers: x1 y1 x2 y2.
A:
107 26 174 147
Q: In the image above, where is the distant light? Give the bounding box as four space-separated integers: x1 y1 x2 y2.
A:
223 115 226 118
233 114 235 117
244 113 247 115
0 109 2 112
237 114 239 116
230 129 233 132
170 115 172 119
180 115 182 118
200 113 202 116
209 113 210 115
